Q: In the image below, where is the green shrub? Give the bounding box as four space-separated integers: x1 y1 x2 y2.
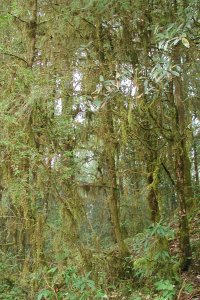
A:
154 279 175 300
37 266 106 300
133 223 178 280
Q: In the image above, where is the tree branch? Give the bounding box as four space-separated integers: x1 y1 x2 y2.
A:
1 51 28 66
8 12 28 24
161 162 175 186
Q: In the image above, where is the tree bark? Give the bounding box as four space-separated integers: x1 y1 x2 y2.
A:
192 135 199 196
175 146 192 271
173 74 193 209
105 104 129 256
97 21 129 257
172 48 192 270
147 171 160 223
28 0 38 68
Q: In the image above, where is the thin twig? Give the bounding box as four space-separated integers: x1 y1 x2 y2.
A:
161 162 175 186
8 12 28 24
177 279 186 300
0 242 15 246
0 215 26 219
43 274 59 300
1 51 28 66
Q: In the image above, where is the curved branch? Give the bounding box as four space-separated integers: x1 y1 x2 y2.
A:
8 12 28 24
1 51 28 66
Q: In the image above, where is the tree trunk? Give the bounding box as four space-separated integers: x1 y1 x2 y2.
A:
172 48 192 270
147 172 160 223
175 146 192 271
192 135 199 196
97 21 129 257
173 53 193 209
145 146 160 223
105 104 129 256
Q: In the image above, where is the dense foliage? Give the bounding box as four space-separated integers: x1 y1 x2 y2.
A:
0 0 199 299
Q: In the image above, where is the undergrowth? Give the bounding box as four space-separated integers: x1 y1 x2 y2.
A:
0 218 199 300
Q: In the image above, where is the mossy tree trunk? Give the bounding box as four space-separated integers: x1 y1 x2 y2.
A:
105 104 129 256
96 22 129 257
172 49 192 271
